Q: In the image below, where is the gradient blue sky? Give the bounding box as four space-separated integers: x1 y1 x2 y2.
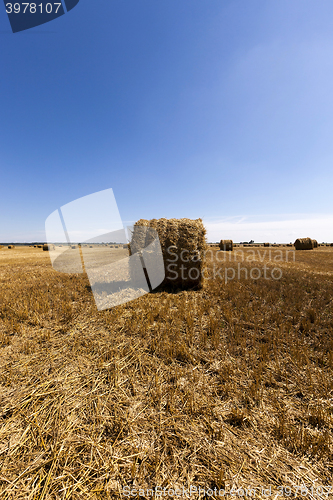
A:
1 0 333 243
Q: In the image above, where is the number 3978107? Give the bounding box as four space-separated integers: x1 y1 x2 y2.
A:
5 3 62 14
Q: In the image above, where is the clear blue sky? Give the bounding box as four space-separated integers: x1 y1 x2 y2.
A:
1 0 333 242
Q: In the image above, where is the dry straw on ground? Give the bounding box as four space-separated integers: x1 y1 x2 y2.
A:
1 246 333 497
130 218 207 290
219 239 233 251
294 237 314 250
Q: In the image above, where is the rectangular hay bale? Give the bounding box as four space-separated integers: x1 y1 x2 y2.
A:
130 218 207 290
219 239 233 251
43 244 55 251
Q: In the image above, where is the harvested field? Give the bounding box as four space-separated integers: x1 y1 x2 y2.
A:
1 246 333 497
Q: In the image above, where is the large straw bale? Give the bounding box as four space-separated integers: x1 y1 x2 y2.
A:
219 239 233 251
130 218 207 290
312 239 318 248
294 237 313 250
43 244 55 251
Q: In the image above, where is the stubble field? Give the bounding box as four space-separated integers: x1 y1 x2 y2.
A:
1 245 333 499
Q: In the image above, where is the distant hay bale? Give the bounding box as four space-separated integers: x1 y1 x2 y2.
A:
130 218 207 290
114 245 119 248
8 245 15 249
286 243 292 247
294 237 313 250
43 244 55 251
71 245 78 249
37 245 42 249
330 243 333 247
312 239 318 248
219 239 233 251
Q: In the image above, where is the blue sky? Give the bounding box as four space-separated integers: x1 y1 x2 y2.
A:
1 0 333 243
